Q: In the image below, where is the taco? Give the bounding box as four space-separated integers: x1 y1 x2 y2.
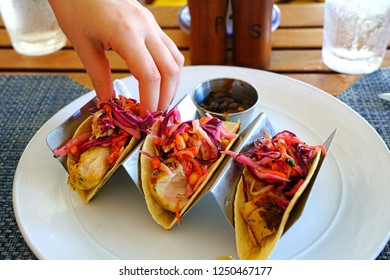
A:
53 95 161 203
223 130 326 259
140 108 240 229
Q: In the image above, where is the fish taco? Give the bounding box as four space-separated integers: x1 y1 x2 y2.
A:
140 108 240 229
53 95 161 203
224 130 326 259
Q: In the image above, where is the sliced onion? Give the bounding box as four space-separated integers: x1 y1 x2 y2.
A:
53 130 91 157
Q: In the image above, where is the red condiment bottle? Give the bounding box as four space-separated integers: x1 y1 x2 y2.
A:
232 0 273 69
188 0 229 65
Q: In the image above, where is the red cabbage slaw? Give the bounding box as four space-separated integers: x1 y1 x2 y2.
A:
53 95 162 165
223 130 326 204
141 107 238 195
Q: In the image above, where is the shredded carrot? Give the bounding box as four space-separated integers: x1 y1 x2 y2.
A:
171 151 183 160
261 169 288 178
70 145 78 155
276 142 288 157
187 146 199 155
171 147 198 158
290 167 299 177
152 137 161 146
270 162 280 171
199 116 209 124
108 132 129 165
102 104 113 121
151 158 161 169
182 154 204 176
263 131 272 139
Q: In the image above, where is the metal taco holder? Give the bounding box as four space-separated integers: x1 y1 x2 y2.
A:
46 80 132 171
121 94 337 230
46 96 97 170
46 81 337 232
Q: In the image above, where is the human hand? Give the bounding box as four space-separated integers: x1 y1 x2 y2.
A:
49 0 184 116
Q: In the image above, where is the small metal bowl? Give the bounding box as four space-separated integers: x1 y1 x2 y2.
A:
192 78 259 126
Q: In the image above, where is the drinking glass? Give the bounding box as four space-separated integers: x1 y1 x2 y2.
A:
322 0 390 75
0 0 67 56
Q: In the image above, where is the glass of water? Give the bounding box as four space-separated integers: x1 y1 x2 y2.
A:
0 0 66 56
322 0 390 75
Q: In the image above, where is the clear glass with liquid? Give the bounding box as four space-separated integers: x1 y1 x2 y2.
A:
322 0 390 75
0 0 66 56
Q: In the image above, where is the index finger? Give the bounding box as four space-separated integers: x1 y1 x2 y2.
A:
120 42 162 116
72 42 115 104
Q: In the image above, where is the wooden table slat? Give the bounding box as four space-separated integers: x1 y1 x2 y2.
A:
1 28 326 49
164 28 326 49
0 49 389 73
147 4 325 28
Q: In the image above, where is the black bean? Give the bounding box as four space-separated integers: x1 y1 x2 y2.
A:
199 90 253 114
218 101 228 110
228 102 238 109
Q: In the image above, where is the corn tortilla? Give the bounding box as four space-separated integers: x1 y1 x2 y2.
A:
234 150 322 259
67 115 139 203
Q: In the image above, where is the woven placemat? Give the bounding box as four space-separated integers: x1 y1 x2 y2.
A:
0 75 87 260
338 68 390 147
338 67 390 260
0 73 389 260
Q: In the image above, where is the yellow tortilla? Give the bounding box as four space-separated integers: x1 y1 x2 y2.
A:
66 115 139 203
234 150 322 259
140 120 240 229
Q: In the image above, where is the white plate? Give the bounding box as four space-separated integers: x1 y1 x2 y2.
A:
14 66 390 259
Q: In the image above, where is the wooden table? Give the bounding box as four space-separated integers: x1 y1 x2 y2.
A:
0 3 389 97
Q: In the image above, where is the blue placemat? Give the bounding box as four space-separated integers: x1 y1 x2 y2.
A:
0 75 87 260
337 67 390 260
338 68 390 147
0 73 389 260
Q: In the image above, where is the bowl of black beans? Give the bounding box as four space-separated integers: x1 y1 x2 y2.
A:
191 78 259 124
